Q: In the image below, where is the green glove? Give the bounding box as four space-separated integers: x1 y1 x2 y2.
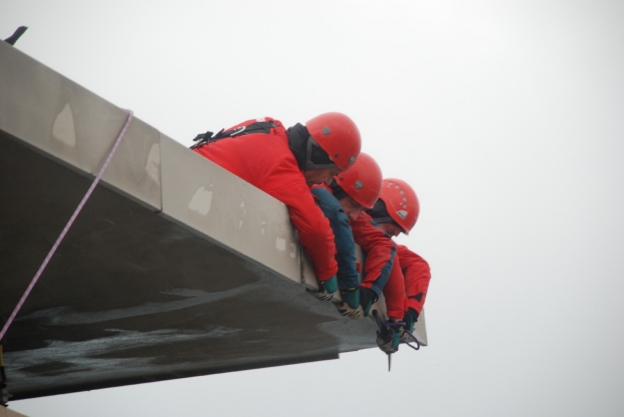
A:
341 287 360 309
336 288 364 319
321 275 338 294
404 308 418 332
307 275 338 301
400 308 419 343
359 287 378 318
376 321 404 354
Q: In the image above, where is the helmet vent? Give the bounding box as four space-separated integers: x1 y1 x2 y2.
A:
354 180 363 189
396 210 408 219
322 126 331 135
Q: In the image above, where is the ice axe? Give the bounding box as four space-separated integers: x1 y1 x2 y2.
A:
372 310 393 371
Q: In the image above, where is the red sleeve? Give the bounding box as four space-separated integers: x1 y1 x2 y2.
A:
382 259 406 320
398 245 431 314
193 123 338 281
350 212 396 292
272 178 338 282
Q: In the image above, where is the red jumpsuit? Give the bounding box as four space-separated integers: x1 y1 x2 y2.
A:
398 245 431 315
382 244 431 320
349 212 396 302
310 185 396 293
193 118 338 281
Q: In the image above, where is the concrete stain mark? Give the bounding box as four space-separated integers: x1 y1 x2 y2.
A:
20 360 76 375
17 286 255 326
7 274 350 390
144 143 161 185
289 243 297 258
261 220 267 235
52 103 76 146
239 201 246 230
275 238 286 251
189 186 213 215
317 319 378 352
7 327 239 381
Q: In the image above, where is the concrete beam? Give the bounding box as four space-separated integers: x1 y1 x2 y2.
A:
0 40 426 401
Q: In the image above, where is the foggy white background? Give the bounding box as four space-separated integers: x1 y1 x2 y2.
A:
2 1 624 416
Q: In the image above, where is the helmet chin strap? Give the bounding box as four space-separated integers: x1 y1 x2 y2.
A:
304 137 338 171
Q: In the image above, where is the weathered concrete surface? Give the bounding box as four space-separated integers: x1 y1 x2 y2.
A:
0 129 369 400
0 40 427 401
0 43 160 211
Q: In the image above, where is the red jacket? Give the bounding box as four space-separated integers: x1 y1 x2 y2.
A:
193 118 338 281
309 185 396 291
382 245 431 320
350 212 396 297
382 259 406 320
398 245 431 315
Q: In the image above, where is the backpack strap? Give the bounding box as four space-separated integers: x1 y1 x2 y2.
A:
191 120 277 149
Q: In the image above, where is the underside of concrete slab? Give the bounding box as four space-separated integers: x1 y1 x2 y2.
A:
0 40 426 401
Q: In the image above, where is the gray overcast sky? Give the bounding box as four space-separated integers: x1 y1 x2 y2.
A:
3 1 624 416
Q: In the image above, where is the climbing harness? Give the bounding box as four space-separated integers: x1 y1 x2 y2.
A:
190 120 277 149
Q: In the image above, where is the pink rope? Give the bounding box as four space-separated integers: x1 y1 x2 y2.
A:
0 110 134 342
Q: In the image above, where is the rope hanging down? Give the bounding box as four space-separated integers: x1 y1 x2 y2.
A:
0 110 134 342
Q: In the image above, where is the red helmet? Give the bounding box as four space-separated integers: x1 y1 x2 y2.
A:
335 153 382 209
306 112 361 171
379 178 420 235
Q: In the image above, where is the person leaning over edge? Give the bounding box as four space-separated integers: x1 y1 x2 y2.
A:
310 153 387 314
367 178 432 353
191 112 361 297
312 153 398 319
